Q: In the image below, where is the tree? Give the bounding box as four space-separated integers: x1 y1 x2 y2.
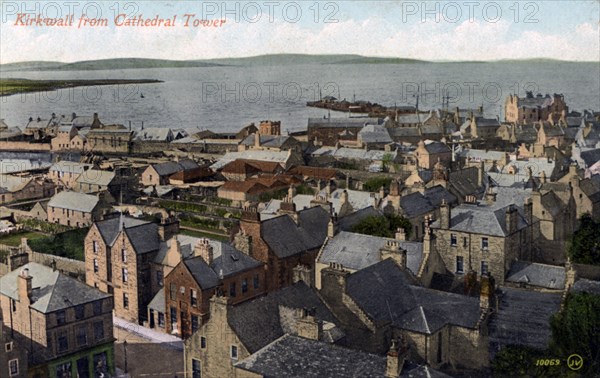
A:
363 177 392 192
351 214 412 239
568 214 600 266
550 292 600 375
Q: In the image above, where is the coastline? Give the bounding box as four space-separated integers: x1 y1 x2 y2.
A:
0 78 163 97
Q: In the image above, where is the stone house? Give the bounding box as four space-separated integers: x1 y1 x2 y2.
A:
47 191 104 227
0 175 55 205
50 125 77 151
48 161 93 190
74 169 116 194
431 198 533 285
0 263 114 378
70 134 87 151
318 259 489 370
307 117 382 146
238 133 302 153
160 236 265 339
84 215 179 323
184 281 342 378
0 309 28 378
233 204 329 291
459 117 501 140
414 140 451 170
535 121 565 149
217 177 295 203
504 93 568 124
140 160 200 187
85 128 133 154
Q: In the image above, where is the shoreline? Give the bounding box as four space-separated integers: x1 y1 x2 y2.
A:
0 78 163 97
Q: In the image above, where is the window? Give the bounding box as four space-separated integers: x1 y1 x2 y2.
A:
122 268 128 283
180 286 185 295
93 258 99 273
456 256 464 274
75 305 85 320
5 342 13 352
11 299 16 312
450 234 457 247
170 283 177 301
56 310 66 325
123 293 129 309
94 321 104 341
242 278 248 294
481 261 489 275
158 312 165 328
93 300 103 316
200 336 207 349
481 237 489 250
157 271 164 287
253 274 260 289
229 282 236 297
191 315 199 334
230 345 238 360
121 248 127 263
76 326 87 346
170 307 177 331
463 237 467 248
192 359 201 378
8 359 18 376
191 289 198 307
57 332 69 352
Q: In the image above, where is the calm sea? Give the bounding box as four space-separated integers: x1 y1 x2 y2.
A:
1 62 599 133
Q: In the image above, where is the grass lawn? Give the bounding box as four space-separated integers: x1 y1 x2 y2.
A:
0 231 46 246
180 228 229 242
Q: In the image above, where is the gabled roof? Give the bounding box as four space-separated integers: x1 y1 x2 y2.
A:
489 287 562 352
184 257 220 289
580 148 600 168
151 160 199 177
358 124 392 144
262 207 329 258
94 216 157 251
234 334 386 378
431 203 528 237
318 231 423 275
75 169 116 187
148 288 165 313
345 259 480 334
221 159 282 175
506 261 565 289
580 174 600 202
48 191 99 213
133 128 173 141
0 262 111 314
228 281 339 353
211 150 292 170
422 141 450 154
0 174 32 192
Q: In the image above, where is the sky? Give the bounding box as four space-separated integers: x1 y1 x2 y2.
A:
0 0 599 64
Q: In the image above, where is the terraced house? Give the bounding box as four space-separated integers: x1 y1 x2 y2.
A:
0 263 114 378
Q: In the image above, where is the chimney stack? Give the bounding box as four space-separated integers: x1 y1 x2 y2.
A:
385 338 408 378
327 215 338 238
195 239 214 265
17 267 33 305
440 199 450 229
479 273 495 311
380 240 406 269
296 307 323 341
505 205 519 234
395 228 406 241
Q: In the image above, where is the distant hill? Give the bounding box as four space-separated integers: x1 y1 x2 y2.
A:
1 55 590 72
1 58 224 72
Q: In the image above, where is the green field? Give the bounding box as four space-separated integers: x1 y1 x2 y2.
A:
0 78 162 96
0 231 46 246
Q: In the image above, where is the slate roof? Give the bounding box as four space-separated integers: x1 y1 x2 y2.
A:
571 278 600 296
148 288 165 313
400 192 435 217
580 174 600 203
227 281 339 353
310 146 397 161
262 207 329 258
241 134 294 148
221 159 282 175
318 231 423 275
48 191 99 213
0 262 111 314
95 216 158 253
0 174 31 192
358 124 393 144
152 160 199 177
580 148 600 168
167 235 262 288
337 206 383 231
458 148 506 162
134 128 173 141
234 334 386 378
489 287 562 353
75 169 116 187
345 259 480 334
430 203 528 237
506 261 565 289
423 141 450 154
